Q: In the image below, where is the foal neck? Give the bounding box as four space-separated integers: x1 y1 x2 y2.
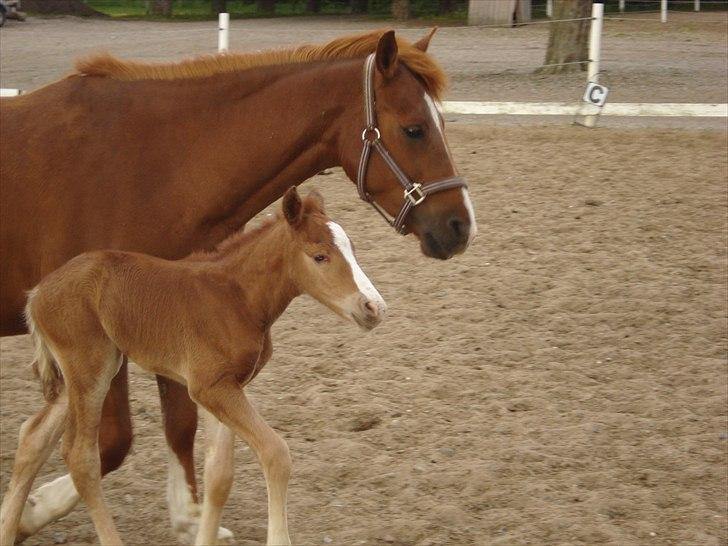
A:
198 218 299 330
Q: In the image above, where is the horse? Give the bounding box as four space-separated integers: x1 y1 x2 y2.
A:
0 29 476 542
0 187 386 546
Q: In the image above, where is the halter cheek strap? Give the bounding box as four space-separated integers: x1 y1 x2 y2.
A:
356 53 467 234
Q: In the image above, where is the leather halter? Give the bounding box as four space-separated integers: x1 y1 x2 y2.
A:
356 53 467 234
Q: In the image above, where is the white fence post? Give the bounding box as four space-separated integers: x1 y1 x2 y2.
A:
218 12 229 52
582 0 604 128
694 0 700 11
661 0 667 22
619 0 625 12
546 0 553 18
587 1 604 85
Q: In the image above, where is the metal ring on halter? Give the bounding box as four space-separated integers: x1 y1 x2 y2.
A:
404 183 426 206
361 127 381 142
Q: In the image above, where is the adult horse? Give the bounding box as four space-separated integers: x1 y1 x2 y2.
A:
0 29 476 542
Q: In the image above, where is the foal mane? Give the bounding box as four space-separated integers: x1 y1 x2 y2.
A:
185 214 281 263
75 30 447 99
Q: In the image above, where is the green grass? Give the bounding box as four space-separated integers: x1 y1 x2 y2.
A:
86 0 356 19
84 0 470 21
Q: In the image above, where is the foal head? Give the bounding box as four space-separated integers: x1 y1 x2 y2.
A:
281 187 386 331
338 30 477 260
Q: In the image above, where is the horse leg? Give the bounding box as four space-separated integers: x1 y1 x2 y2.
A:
157 376 233 544
0 392 69 545
62 349 124 545
195 409 235 546
191 379 291 546
17 360 133 542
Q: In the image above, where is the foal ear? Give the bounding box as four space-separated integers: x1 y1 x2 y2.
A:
414 27 438 52
306 189 325 214
282 186 303 227
375 30 398 79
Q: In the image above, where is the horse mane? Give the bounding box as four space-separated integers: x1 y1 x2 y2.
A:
74 29 447 99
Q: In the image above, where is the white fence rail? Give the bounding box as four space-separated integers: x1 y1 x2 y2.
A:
442 101 728 117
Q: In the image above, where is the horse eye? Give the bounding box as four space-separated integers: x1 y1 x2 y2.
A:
313 254 329 263
402 125 424 140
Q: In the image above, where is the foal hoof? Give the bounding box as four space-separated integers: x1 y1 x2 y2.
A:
173 518 234 545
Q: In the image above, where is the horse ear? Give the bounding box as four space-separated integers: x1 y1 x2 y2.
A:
375 30 398 79
414 27 438 52
282 186 303 226
306 189 325 214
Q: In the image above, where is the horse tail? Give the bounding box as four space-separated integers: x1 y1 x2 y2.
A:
25 288 64 402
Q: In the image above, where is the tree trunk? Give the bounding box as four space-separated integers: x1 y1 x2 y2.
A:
392 0 410 19
468 0 530 26
211 0 227 15
538 0 591 73
307 0 321 12
147 0 173 16
350 0 368 13
257 0 276 15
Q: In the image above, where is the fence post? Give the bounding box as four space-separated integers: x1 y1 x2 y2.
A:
218 12 229 53
546 0 553 18
694 0 700 11
619 0 625 12
587 1 604 85
661 0 667 22
582 0 604 128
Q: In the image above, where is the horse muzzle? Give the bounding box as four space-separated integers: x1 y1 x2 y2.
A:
419 212 474 260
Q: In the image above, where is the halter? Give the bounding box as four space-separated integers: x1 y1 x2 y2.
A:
356 54 467 234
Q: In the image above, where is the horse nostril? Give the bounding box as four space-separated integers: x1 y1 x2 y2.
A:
448 217 465 238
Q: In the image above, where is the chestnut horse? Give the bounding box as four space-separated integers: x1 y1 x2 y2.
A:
0 187 386 546
0 29 476 542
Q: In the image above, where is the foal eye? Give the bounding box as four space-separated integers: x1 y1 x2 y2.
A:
313 254 329 263
402 125 425 140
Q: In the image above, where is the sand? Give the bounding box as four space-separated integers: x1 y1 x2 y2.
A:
1 14 726 546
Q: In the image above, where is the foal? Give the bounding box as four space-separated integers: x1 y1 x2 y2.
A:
0 187 386 545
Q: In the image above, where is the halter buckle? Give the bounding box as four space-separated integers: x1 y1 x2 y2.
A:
404 183 426 206
361 127 381 142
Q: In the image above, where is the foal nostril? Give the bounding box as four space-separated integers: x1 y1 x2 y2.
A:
364 300 377 315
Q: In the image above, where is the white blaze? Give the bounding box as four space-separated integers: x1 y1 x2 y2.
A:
424 92 478 247
424 92 444 135
327 221 386 313
461 188 477 245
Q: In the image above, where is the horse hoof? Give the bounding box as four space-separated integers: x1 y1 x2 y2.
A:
217 526 234 543
173 518 234 545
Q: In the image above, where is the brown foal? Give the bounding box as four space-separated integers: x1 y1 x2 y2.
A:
0 188 386 545
0 29 476 541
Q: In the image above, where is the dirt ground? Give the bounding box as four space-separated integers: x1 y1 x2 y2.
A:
1 12 727 104
1 14 727 546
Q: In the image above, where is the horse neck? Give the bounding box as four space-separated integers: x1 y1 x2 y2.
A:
207 221 300 330
175 60 363 245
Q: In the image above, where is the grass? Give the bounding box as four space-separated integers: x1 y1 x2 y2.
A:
83 0 470 21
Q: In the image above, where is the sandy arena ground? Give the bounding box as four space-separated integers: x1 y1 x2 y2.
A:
1 13 727 546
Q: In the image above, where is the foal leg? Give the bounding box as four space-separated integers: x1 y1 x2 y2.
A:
17 360 133 541
0 392 69 545
195 410 235 546
62 349 124 545
192 381 291 546
157 377 234 544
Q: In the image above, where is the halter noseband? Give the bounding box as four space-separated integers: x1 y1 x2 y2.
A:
356 53 467 234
